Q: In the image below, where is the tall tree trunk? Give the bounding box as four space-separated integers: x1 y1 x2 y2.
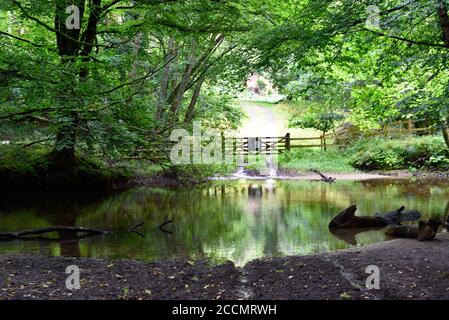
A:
53 1 85 165
184 73 206 124
155 38 175 121
168 41 196 124
52 0 101 166
130 32 142 80
437 2 449 149
52 112 79 170
438 1 449 47
441 115 449 148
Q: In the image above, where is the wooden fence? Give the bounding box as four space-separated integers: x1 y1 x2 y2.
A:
225 120 436 156
223 133 334 156
140 121 436 161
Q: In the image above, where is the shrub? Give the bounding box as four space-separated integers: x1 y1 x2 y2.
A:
348 136 449 170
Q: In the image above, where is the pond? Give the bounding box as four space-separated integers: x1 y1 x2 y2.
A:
0 178 448 266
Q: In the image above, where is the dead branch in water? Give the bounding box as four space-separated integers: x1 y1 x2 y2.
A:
129 221 145 232
129 221 145 238
158 218 174 234
0 226 110 241
310 169 336 183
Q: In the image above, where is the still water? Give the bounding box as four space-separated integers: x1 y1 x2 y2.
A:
0 178 448 266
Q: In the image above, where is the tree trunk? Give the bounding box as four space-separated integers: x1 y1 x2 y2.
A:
155 38 175 121
438 1 449 47
168 42 196 123
52 0 102 166
184 73 206 124
322 130 327 151
130 32 143 80
441 115 449 148
52 111 79 171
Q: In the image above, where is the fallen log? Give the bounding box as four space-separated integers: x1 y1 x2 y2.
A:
0 226 110 241
385 219 441 241
328 205 390 229
375 206 421 224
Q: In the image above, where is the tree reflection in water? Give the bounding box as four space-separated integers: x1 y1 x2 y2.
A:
0 178 448 266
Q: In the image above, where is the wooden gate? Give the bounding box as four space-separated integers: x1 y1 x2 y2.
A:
221 132 335 157
221 133 291 156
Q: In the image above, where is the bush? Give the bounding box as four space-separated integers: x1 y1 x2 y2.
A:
348 136 449 170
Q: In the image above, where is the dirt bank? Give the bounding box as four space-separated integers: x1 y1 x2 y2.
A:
1 233 449 300
219 170 413 181
275 171 409 181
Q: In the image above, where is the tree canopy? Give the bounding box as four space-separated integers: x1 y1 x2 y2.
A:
3 0 449 175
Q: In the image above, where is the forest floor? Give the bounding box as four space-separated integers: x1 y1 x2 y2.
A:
1 232 449 300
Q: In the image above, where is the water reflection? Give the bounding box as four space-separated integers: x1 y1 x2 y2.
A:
329 227 385 246
0 178 448 266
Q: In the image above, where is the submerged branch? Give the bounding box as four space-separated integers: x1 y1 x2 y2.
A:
158 218 174 234
0 226 110 241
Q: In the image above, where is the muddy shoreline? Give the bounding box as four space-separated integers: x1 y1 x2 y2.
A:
1 233 448 300
213 169 449 181
3 169 448 196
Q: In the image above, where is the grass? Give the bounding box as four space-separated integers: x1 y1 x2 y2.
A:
279 147 357 173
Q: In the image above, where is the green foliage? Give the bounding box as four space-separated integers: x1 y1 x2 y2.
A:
349 136 449 170
190 88 244 131
245 0 449 140
288 101 344 136
289 111 344 135
0 1 268 188
4 0 449 188
256 79 267 93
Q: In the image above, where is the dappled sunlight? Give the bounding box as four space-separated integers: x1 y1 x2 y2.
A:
237 100 320 138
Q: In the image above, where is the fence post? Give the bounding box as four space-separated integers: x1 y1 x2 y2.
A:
285 133 291 151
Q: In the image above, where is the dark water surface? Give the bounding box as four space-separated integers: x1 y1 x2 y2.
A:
1 178 448 266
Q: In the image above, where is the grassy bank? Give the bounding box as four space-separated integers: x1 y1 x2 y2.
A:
275 135 449 174
279 148 357 173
